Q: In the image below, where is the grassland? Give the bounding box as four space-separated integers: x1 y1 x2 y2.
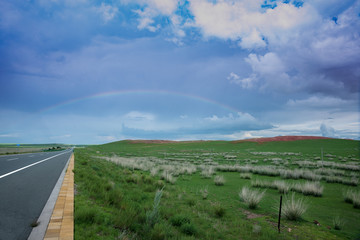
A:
74 139 360 239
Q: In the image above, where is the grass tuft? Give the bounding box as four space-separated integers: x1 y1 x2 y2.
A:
282 193 307 220
333 216 344 230
146 188 164 228
199 186 209 199
214 175 225 186
239 187 265 209
343 189 360 208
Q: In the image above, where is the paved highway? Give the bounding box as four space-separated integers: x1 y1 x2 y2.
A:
0 150 72 240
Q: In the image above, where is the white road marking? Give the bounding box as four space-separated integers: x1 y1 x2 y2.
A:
7 158 19 161
0 151 70 179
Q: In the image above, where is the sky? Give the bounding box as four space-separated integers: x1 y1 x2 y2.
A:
0 0 359 144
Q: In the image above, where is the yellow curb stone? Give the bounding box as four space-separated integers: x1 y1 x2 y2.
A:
44 153 74 240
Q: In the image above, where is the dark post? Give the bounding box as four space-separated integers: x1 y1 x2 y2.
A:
278 195 283 233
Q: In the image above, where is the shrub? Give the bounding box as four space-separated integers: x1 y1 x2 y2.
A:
214 175 225 186
239 187 266 209
282 193 307 220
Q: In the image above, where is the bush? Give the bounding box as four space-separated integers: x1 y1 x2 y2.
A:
214 175 225 186
282 193 307 220
239 187 265 209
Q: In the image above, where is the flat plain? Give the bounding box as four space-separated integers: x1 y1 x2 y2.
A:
74 138 360 239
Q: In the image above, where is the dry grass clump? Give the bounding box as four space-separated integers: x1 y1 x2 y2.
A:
343 189 360 208
299 181 323 197
200 167 215 178
251 179 272 188
150 168 159 177
273 180 290 194
282 193 307 220
333 216 344 230
239 187 266 209
199 186 209 199
161 171 176 184
239 173 252 179
214 175 225 186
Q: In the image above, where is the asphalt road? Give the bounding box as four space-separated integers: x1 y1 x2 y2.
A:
0 150 72 240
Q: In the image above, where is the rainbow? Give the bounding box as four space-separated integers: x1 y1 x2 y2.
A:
38 89 241 114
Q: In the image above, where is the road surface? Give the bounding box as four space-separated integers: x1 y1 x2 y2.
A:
0 150 72 240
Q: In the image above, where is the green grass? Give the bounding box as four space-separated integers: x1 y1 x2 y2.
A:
75 139 360 239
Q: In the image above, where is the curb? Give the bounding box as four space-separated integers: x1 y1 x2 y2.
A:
27 152 73 240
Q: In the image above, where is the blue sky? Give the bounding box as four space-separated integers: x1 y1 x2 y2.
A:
0 0 359 144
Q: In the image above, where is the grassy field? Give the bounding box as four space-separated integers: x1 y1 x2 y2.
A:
74 139 360 239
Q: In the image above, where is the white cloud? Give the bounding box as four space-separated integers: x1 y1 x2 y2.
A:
238 29 266 49
50 134 72 140
126 0 179 32
134 8 161 32
0 133 19 138
186 1 359 98
96 135 117 142
242 52 293 91
286 96 350 108
228 72 256 89
246 52 286 75
97 3 118 22
320 123 336 137
124 111 155 121
188 0 318 48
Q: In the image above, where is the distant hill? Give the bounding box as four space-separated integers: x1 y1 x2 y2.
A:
233 136 334 143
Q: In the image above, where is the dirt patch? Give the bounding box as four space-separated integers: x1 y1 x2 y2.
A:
240 209 265 219
233 136 332 143
126 140 176 144
126 140 216 144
